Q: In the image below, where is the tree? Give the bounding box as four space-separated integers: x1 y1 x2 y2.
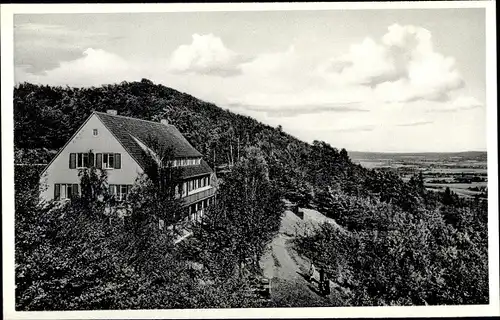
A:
129 135 185 227
340 148 349 162
193 146 284 278
77 151 109 207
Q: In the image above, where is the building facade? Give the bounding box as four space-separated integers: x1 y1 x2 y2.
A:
39 110 216 222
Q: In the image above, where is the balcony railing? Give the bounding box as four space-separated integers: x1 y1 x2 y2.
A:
182 187 216 207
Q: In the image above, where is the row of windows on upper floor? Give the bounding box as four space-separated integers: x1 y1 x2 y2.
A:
69 153 121 169
178 175 210 197
54 175 211 201
167 158 202 167
68 153 202 169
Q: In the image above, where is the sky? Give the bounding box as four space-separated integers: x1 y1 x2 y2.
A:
13 9 487 152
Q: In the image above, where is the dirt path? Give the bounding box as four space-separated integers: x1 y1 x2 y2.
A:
259 209 343 307
261 233 304 279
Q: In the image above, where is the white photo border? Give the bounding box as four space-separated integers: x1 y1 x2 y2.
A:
1 1 498 319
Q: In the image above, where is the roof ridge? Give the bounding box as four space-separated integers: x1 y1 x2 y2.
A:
94 111 174 127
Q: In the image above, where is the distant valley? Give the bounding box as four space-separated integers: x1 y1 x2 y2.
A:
350 151 488 199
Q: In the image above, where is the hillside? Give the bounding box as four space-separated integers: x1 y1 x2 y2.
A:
13 80 489 307
14 79 371 201
15 79 307 165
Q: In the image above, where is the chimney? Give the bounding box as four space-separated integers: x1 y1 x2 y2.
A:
160 119 169 125
106 109 118 115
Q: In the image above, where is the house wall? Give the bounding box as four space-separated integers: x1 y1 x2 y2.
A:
39 114 144 202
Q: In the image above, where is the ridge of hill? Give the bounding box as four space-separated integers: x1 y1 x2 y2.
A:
14 79 307 163
14 79 373 202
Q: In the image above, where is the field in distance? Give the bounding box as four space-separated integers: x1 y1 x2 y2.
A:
349 151 488 199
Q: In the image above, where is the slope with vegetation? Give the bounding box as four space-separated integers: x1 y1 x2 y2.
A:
14 80 488 308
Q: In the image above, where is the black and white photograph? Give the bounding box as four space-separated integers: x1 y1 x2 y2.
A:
1 2 498 319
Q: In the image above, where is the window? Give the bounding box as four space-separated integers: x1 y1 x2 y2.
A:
70 153 95 169
93 129 98 136
120 185 128 200
77 153 89 168
103 153 114 169
54 183 79 200
102 153 121 169
109 184 132 201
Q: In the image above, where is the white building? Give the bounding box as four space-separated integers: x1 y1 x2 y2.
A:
39 110 216 221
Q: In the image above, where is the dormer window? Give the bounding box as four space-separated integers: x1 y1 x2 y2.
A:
93 129 98 136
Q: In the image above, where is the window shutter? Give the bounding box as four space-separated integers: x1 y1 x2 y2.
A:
127 185 132 194
114 153 121 169
73 184 79 196
69 153 76 169
89 152 95 167
96 153 102 169
54 184 60 200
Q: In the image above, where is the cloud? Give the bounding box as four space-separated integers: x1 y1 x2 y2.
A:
332 125 376 133
168 34 252 76
15 23 109 38
427 95 484 113
15 48 142 86
14 22 120 74
318 37 400 87
450 95 483 110
224 85 372 117
320 24 464 103
227 101 368 117
330 120 433 132
396 120 433 127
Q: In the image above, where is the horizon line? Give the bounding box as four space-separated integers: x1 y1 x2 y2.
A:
347 150 487 154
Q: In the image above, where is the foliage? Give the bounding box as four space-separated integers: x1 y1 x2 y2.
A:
14 80 489 308
78 165 109 206
15 163 262 310
187 147 284 284
295 188 489 306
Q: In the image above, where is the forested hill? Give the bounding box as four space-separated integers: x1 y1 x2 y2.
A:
15 79 306 163
14 80 489 307
14 79 372 201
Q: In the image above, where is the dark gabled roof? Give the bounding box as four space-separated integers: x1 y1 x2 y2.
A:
95 112 212 178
